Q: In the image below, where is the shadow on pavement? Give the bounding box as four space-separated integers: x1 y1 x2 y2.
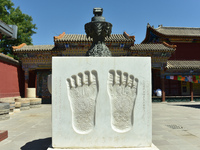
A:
175 104 200 109
21 137 51 150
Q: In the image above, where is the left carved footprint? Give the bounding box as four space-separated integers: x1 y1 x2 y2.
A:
66 70 98 134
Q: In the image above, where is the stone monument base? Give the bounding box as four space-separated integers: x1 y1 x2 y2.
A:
51 57 156 149
48 144 159 150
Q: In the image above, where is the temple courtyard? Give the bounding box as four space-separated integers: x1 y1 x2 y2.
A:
0 102 200 150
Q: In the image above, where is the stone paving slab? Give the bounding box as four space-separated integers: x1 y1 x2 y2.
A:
0 103 200 150
152 102 200 150
0 104 51 150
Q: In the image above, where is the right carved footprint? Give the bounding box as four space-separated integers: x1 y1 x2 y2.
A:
107 70 138 133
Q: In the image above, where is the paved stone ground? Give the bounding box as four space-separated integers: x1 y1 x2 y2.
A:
0 102 199 150
153 102 200 150
0 105 51 150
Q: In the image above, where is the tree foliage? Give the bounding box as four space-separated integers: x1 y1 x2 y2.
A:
0 0 37 57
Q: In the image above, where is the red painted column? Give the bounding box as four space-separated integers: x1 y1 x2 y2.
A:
161 78 166 102
24 69 29 98
161 70 166 102
35 71 37 97
190 82 194 101
25 80 28 98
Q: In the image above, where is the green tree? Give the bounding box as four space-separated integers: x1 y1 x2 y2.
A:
0 0 37 58
0 0 13 23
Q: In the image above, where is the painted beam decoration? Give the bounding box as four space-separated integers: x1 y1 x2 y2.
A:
166 75 200 83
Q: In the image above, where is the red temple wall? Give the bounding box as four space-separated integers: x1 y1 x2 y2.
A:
0 60 23 98
169 43 200 60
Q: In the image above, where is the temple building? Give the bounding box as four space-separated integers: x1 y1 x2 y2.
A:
13 32 135 102
13 24 200 103
142 24 200 102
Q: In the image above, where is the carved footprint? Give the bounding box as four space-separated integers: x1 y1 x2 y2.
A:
67 70 98 134
108 70 138 133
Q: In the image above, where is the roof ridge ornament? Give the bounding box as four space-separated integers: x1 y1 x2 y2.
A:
12 43 26 51
162 42 177 49
54 32 65 41
123 32 135 41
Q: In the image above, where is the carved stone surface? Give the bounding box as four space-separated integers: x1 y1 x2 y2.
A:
66 71 98 134
52 57 152 148
85 8 112 56
108 70 138 133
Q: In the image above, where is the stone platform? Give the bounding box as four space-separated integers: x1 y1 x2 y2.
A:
48 144 159 150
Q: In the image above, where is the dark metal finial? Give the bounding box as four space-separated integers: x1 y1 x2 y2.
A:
85 8 112 57
93 8 103 16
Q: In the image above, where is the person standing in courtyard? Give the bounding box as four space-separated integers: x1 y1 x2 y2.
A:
155 88 162 97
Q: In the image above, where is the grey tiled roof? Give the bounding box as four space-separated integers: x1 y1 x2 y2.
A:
13 45 55 52
156 26 200 37
55 34 134 42
130 44 175 52
167 60 200 69
0 53 19 64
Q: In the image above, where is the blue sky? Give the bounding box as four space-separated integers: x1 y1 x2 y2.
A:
12 0 200 45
